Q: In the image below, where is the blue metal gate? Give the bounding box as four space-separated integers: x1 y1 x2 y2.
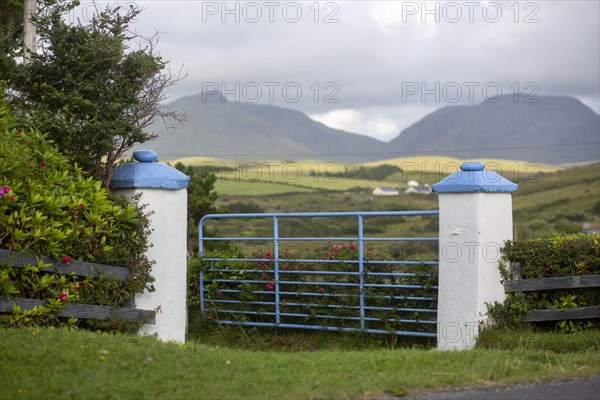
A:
198 211 439 337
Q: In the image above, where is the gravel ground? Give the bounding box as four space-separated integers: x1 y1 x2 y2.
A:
403 375 600 400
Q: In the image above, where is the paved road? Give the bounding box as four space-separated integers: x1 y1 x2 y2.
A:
404 375 600 400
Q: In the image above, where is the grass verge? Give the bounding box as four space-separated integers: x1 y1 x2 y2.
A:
1 327 599 399
477 327 600 353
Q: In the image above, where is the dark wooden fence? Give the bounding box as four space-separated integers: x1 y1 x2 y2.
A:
0 249 155 323
504 262 600 322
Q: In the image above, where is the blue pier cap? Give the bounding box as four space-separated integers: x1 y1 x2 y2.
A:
432 162 518 193
110 150 190 190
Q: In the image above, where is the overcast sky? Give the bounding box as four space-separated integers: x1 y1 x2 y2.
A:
75 1 600 142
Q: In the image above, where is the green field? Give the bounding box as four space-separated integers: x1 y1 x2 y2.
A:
188 156 566 196
213 165 394 194
215 175 394 194
170 155 599 240
207 162 600 240
362 156 560 175
177 157 397 195
214 179 316 196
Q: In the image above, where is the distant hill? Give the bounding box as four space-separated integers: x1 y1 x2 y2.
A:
387 95 600 164
138 92 385 163
138 93 599 165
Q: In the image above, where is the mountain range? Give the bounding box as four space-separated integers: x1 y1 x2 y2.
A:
138 92 600 165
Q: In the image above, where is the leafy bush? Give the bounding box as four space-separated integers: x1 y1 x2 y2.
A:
0 101 154 329
487 233 600 332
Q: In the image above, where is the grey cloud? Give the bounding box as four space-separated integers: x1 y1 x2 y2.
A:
95 0 599 135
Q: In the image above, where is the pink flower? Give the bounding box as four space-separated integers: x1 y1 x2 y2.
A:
131 261 137 267
58 292 68 302
348 242 357 250
61 256 70 264
2 186 9 194
78 203 85 209
39 161 46 168
319 287 325 294
265 251 273 258
15 131 21 135
214 290 222 296
265 281 275 291
9 196 14 202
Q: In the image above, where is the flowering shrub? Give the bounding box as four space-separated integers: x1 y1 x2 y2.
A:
200 242 438 335
0 100 154 329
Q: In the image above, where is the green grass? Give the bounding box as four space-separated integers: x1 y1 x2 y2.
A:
2 327 599 399
187 313 436 351
477 327 600 353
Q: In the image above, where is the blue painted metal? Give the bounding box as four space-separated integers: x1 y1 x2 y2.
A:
273 216 281 325
198 211 439 337
133 150 158 163
110 150 190 190
357 215 365 331
432 162 518 193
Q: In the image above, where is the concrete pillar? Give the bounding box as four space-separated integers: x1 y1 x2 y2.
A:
432 162 517 350
111 150 190 343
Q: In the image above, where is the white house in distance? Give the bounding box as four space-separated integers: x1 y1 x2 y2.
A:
405 180 432 195
372 186 399 196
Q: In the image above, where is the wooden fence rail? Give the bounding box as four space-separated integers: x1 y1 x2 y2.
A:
505 274 600 293
0 249 154 323
0 249 131 280
504 263 600 322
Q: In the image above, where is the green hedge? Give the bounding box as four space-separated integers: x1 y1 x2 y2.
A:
488 233 600 333
0 98 154 329
501 233 600 279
